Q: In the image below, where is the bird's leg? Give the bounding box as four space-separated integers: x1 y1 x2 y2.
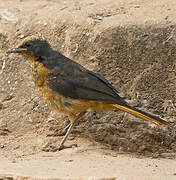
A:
62 111 85 134
62 123 71 134
54 122 75 151
54 111 86 151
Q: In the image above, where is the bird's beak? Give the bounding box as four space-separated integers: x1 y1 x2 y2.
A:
7 48 28 54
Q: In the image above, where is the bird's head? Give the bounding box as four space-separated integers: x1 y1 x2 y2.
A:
8 35 51 59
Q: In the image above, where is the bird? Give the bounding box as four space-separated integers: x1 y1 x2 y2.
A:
8 35 169 151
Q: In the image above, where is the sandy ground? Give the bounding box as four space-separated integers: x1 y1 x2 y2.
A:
0 0 176 179
0 141 176 180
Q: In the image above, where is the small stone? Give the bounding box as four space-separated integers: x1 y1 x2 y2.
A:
48 117 54 122
134 5 140 8
5 176 13 180
96 15 102 20
19 34 24 39
0 145 4 148
43 22 48 26
106 12 111 17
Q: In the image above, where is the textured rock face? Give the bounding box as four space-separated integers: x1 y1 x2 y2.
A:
0 0 176 158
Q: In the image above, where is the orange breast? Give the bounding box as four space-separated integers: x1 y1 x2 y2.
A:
28 58 115 121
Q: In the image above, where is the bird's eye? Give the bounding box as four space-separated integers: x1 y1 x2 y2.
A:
25 41 33 47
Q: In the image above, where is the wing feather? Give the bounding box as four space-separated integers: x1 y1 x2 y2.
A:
48 71 127 105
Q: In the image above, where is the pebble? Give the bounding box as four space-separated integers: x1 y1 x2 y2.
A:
19 34 24 39
43 22 48 26
48 117 54 122
96 15 103 20
0 145 4 148
134 5 140 8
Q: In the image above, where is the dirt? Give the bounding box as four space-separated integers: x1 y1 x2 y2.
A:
0 144 176 180
0 0 176 179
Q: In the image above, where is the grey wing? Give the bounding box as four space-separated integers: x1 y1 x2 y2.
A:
48 70 128 106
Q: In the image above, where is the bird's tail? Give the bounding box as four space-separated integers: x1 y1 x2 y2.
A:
112 104 169 126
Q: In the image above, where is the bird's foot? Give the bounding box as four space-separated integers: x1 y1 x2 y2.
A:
52 143 77 152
